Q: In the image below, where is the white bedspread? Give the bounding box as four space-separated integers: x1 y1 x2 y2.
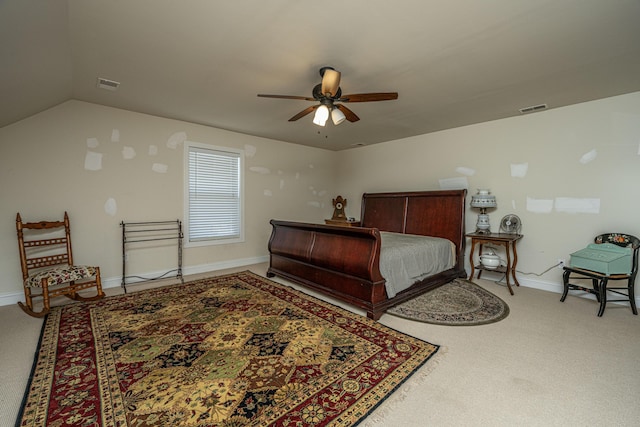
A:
379 231 455 298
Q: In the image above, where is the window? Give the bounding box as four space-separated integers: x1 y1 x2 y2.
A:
184 142 244 246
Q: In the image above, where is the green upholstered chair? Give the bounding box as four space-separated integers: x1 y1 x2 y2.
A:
561 233 639 316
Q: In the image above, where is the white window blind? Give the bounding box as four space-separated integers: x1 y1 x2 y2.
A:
186 144 243 244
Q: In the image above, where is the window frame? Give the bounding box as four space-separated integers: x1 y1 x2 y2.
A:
183 141 244 247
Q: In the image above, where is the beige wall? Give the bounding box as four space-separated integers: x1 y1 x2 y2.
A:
337 91 640 293
0 100 337 299
2 92 639 303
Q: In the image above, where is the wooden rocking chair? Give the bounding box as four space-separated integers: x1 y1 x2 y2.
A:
16 212 105 317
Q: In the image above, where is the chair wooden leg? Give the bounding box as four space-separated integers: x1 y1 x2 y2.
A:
84 267 105 300
560 269 570 302
64 281 80 300
42 280 51 313
18 281 51 318
629 279 638 315
23 285 33 312
67 269 105 302
597 278 607 317
591 278 601 302
66 292 80 300
95 267 105 298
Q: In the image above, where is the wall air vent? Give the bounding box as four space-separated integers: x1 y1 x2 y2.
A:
97 77 120 91
519 103 547 114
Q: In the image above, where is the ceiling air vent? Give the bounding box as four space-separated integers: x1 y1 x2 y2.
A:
97 77 120 91
519 103 547 114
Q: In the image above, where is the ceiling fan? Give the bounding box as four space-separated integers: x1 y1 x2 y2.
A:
257 67 398 126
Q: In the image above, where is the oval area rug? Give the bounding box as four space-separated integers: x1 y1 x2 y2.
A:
387 279 509 326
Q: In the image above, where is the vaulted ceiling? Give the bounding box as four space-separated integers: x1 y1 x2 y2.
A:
2 1 640 151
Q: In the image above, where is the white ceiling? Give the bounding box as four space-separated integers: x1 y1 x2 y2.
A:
2 0 640 151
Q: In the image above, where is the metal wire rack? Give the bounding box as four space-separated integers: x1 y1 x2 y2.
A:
120 220 183 293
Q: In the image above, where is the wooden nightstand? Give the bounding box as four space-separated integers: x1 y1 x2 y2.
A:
324 219 361 227
466 232 523 295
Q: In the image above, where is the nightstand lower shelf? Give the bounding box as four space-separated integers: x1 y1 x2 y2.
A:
474 265 508 275
466 232 523 295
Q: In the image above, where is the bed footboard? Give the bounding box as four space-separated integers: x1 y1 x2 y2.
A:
267 220 387 318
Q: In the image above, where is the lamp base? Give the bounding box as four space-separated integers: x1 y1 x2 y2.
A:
475 213 492 234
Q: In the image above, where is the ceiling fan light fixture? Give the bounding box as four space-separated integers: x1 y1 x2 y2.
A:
258 67 398 127
312 105 330 126
331 107 346 125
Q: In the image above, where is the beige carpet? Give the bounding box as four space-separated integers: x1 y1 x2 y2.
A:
2 263 640 426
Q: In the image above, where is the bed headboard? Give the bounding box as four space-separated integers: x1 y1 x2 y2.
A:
361 189 467 257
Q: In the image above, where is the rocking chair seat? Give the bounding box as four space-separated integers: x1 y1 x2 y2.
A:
25 265 98 288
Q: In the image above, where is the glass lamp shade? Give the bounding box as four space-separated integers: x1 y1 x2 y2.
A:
331 107 346 125
312 105 330 126
470 189 497 209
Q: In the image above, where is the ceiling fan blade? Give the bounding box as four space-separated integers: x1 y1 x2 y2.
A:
321 69 341 97
335 104 360 122
288 105 319 121
258 94 315 101
339 92 398 102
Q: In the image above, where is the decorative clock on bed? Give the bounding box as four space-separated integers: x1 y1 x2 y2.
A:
267 189 467 320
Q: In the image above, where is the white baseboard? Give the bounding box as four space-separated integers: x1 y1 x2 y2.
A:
0 255 269 307
474 269 639 306
2 261 638 310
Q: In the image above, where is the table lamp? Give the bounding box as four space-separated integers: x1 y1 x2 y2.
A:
470 189 497 234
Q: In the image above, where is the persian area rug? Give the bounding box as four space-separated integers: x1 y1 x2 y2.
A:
18 271 440 427
387 279 510 326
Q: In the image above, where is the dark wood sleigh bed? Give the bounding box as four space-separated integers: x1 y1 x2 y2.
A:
266 189 467 320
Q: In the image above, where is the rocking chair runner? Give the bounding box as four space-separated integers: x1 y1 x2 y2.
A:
16 212 105 317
